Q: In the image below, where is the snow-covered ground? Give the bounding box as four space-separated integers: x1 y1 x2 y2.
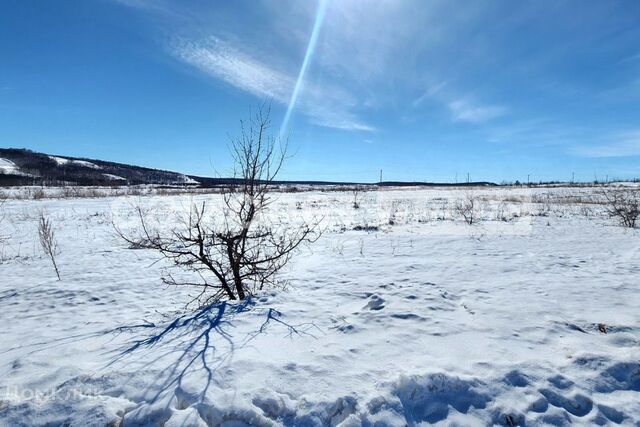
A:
102 174 127 181
0 187 638 426
50 156 101 169
0 158 18 174
0 159 30 177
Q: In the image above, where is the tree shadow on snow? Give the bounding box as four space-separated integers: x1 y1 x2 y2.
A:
104 298 321 405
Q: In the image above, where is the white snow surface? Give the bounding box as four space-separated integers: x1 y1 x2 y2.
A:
49 156 70 165
50 156 101 169
0 158 17 173
102 173 126 181
0 187 638 426
178 174 199 185
0 158 30 176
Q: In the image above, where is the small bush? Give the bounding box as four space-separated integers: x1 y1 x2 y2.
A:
0 193 6 244
603 189 639 228
38 212 61 280
454 192 481 225
352 189 361 209
32 188 47 200
116 106 320 305
352 225 379 232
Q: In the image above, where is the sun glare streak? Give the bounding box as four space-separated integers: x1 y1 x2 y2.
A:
279 0 328 139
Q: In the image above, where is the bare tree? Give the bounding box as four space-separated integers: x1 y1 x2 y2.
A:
603 189 639 228
454 192 481 225
117 106 320 305
38 212 61 280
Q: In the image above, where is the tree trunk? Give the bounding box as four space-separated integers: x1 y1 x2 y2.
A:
234 272 246 300
227 241 246 300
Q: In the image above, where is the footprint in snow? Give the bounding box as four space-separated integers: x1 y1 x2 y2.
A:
538 388 593 417
364 295 385 311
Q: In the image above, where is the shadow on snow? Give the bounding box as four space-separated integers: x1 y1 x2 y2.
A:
105 298 321 405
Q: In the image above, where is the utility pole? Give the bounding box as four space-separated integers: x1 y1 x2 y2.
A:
467 172 470 184
379 169 383 184
527 174 530 186
572 172 575 183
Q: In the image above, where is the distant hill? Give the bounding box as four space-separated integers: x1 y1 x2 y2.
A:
0 148 200 186
0 148 498 188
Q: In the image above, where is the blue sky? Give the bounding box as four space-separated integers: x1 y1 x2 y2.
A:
1 0 639 182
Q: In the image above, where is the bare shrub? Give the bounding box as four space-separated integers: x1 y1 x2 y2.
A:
352 224 379 232
579 205 594 218
352 188 361 209
454 192 481 225
0 193 6 244
282 185 302 193
38 212 61 280
118 106 321 305
603 189 639 228
532 193 553 217
495 201 508 222
438 199 449 220
388 200 400 225
62 187 80 198
32 188 47 200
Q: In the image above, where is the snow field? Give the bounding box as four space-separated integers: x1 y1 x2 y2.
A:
0 187 638 426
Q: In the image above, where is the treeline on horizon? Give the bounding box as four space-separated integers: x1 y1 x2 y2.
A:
1 148 638 188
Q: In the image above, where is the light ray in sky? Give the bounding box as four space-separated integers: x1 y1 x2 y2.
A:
279 0 328 139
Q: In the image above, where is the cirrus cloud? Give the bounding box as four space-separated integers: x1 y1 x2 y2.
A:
447 99 507 124
172 37 375 132
573 131 640 158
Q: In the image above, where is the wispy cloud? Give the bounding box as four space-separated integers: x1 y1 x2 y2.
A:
574 131 640 158
174 38 292 100
412 81 447 107
172 37 374 132
618 52 640 64
482 118 585 148
114 0 637 152
598 77 640 103
411 82 508 125
447 99 507 123
306 108 377 132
